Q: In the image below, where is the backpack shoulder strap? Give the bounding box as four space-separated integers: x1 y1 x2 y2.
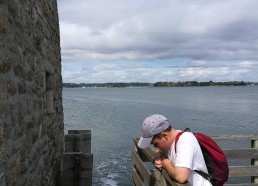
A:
174 131 184 153
175 128 190 153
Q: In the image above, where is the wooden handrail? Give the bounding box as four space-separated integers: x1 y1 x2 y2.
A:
132 134 258 186
211 134 258 141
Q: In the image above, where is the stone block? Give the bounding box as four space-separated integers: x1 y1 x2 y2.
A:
0 77 5 93
0 127 6 165
46 91 55 114
13 63 27 80
0 93 7 113
27 99 35 114
6 0 17 17
0 166 6 186
0 126 5 138
26 70 33 81
6 78 17 96
14 124 23 139
0 52 11 73
4 112 13 135
0 9 7 33
17 79 26 94
34 72 44 89
21 133 33 152
5 164 21 185
31 127 39 144
0 150 6 166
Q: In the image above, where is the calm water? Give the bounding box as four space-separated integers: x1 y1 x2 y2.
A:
62 86 258 186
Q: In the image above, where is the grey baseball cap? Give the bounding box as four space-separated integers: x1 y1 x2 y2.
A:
137 114 170 149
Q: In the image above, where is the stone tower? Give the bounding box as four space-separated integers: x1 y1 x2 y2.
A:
0 0 64 185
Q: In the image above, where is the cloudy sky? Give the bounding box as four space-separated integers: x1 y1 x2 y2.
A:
58 0 258 83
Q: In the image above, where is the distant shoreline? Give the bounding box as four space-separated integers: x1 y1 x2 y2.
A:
63 81 258 88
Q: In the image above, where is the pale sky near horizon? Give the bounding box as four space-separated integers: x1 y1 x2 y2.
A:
58 0 258 83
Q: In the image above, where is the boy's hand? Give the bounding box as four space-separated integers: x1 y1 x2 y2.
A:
161 157 171 170
153 149 163 171
153 157 163 171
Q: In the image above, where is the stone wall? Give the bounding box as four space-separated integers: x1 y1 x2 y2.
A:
0 0 63 185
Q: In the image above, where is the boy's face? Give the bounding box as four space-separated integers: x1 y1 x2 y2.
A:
151 133 171 152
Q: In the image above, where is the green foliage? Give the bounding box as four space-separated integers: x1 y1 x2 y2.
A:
63 82 151 88
153 81 258 87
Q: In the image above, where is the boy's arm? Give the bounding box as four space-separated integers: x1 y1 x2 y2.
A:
162 158 190 184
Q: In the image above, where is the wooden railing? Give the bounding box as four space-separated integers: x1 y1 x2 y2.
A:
132 134 258 186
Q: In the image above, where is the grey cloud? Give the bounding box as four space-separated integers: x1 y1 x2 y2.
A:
59 0 258 82
210 18 258 41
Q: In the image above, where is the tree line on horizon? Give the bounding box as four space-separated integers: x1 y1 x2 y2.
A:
63 81 258 88
63 82 150 88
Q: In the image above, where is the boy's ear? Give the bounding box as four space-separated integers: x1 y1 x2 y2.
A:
160 132 167 138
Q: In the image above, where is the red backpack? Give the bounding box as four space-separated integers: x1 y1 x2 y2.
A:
175 128 229 186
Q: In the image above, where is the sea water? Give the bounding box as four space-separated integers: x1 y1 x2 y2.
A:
62 86 258 185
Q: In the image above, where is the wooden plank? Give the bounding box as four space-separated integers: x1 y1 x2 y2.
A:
224 148 258 159
64 133 91 153
61 152 93 186
161 170 192 186
137 146 155 162
133 138 258 160
134 134 258 142
79 153 93 186
251 140 258 183
229 166 258 177
149 169 164 186
133 138 258 161
211 135 258 141
161 170 175 186
64 134 77 152
132 142 152 162
132 168 144 186
154 174 169 186
132 150 153 184
133 138 155 162
61 152 82 186
68 130 91 134
78 133 91 153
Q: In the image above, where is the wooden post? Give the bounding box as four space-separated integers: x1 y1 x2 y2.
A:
65 130 91 153
61 152 93 186
78 133 91 153
64 134 77 152
80 153 93 186
62 130 93 186
61 152 81 186
251 139 258 183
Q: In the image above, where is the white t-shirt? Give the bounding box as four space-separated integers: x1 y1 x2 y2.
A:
167 131 212 186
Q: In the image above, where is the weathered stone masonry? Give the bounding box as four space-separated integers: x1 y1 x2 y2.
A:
0 0 63 185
